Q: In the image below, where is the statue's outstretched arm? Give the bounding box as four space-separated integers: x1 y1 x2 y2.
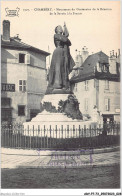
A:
63 22 69 37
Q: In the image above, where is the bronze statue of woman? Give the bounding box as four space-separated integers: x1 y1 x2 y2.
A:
46 23 75 94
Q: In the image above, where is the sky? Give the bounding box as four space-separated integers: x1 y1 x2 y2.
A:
1 1 120 67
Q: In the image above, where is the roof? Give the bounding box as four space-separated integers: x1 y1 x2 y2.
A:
1 37 50 56
70 51 111 83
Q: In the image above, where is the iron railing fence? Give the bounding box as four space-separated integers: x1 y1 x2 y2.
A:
1 122 120 150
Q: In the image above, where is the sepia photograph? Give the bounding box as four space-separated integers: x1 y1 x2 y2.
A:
0 0 121 195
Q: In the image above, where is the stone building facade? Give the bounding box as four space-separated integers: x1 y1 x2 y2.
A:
70 48 120 123
1 20 50 124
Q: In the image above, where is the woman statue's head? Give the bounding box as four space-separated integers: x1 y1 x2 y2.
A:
55 25 63 34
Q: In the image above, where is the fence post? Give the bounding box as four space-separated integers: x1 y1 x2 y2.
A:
29 125 31 149
76 128 78 138
1 125 2 147
111 123 114 135
55 125 57 141
67 125 69 148
38 125 40 149
47 128 49 149
59 127 60 139
98 124 101 136
10 124 12 148
44 125 46 148
84 125 86 137
114 121 116 135
50 125 51 148
65 127 66 139
32 125 34 149
24 127 26 149
21 124 24 149
12 124 15 148
15 125 17 148
4 124 7 147
67 125 69 139
41 128 42 149
61 125 63 139
79 125 81 138
2 125 5 147
18 124 21 149
89 125 91 138
73 125 75 138
117 123 120 135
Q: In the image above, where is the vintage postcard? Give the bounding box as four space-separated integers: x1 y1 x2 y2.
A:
0 0 121 195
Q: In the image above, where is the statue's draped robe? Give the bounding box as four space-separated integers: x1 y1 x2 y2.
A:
48 34 75 91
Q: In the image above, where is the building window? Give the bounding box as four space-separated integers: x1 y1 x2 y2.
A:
94 79 99 89
94 79 96 88
19 80 26 92
96 62 101 72
105 98 110 111
102 64 108 73
18 105 25 116
85 98 89 111
19 53 25 63
105 80 109 90
85 80 89 91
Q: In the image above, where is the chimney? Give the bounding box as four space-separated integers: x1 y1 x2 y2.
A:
75 49 78 63
81 46 89 63
112 50 114 56
118 49 120 56
110 51 112 57
75 49 78 56
13 34 21 42
2 20 10 41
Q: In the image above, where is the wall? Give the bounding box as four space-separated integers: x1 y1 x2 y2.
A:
99 80 120 115
73 79 96 117
1 48 28 123
1 48 48 123
73 78 120 122
27 51 47 120
29 51 46 69
109 56 117 74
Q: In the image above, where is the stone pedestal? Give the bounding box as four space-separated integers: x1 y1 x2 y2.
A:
23 93 99 138
23 110 98 138
42 93 71 109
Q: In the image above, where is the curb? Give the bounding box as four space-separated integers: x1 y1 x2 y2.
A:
1 146 120 156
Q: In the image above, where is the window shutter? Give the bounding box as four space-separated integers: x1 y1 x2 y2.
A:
105 80 107 89
85 81 86 90
25 54 30 64
105 99 107 111
108 99 110 111
85 81 88 90
87 81 88 90
105 80 109 90
94 79 96 88
105 98 110 111
15 53 19 63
